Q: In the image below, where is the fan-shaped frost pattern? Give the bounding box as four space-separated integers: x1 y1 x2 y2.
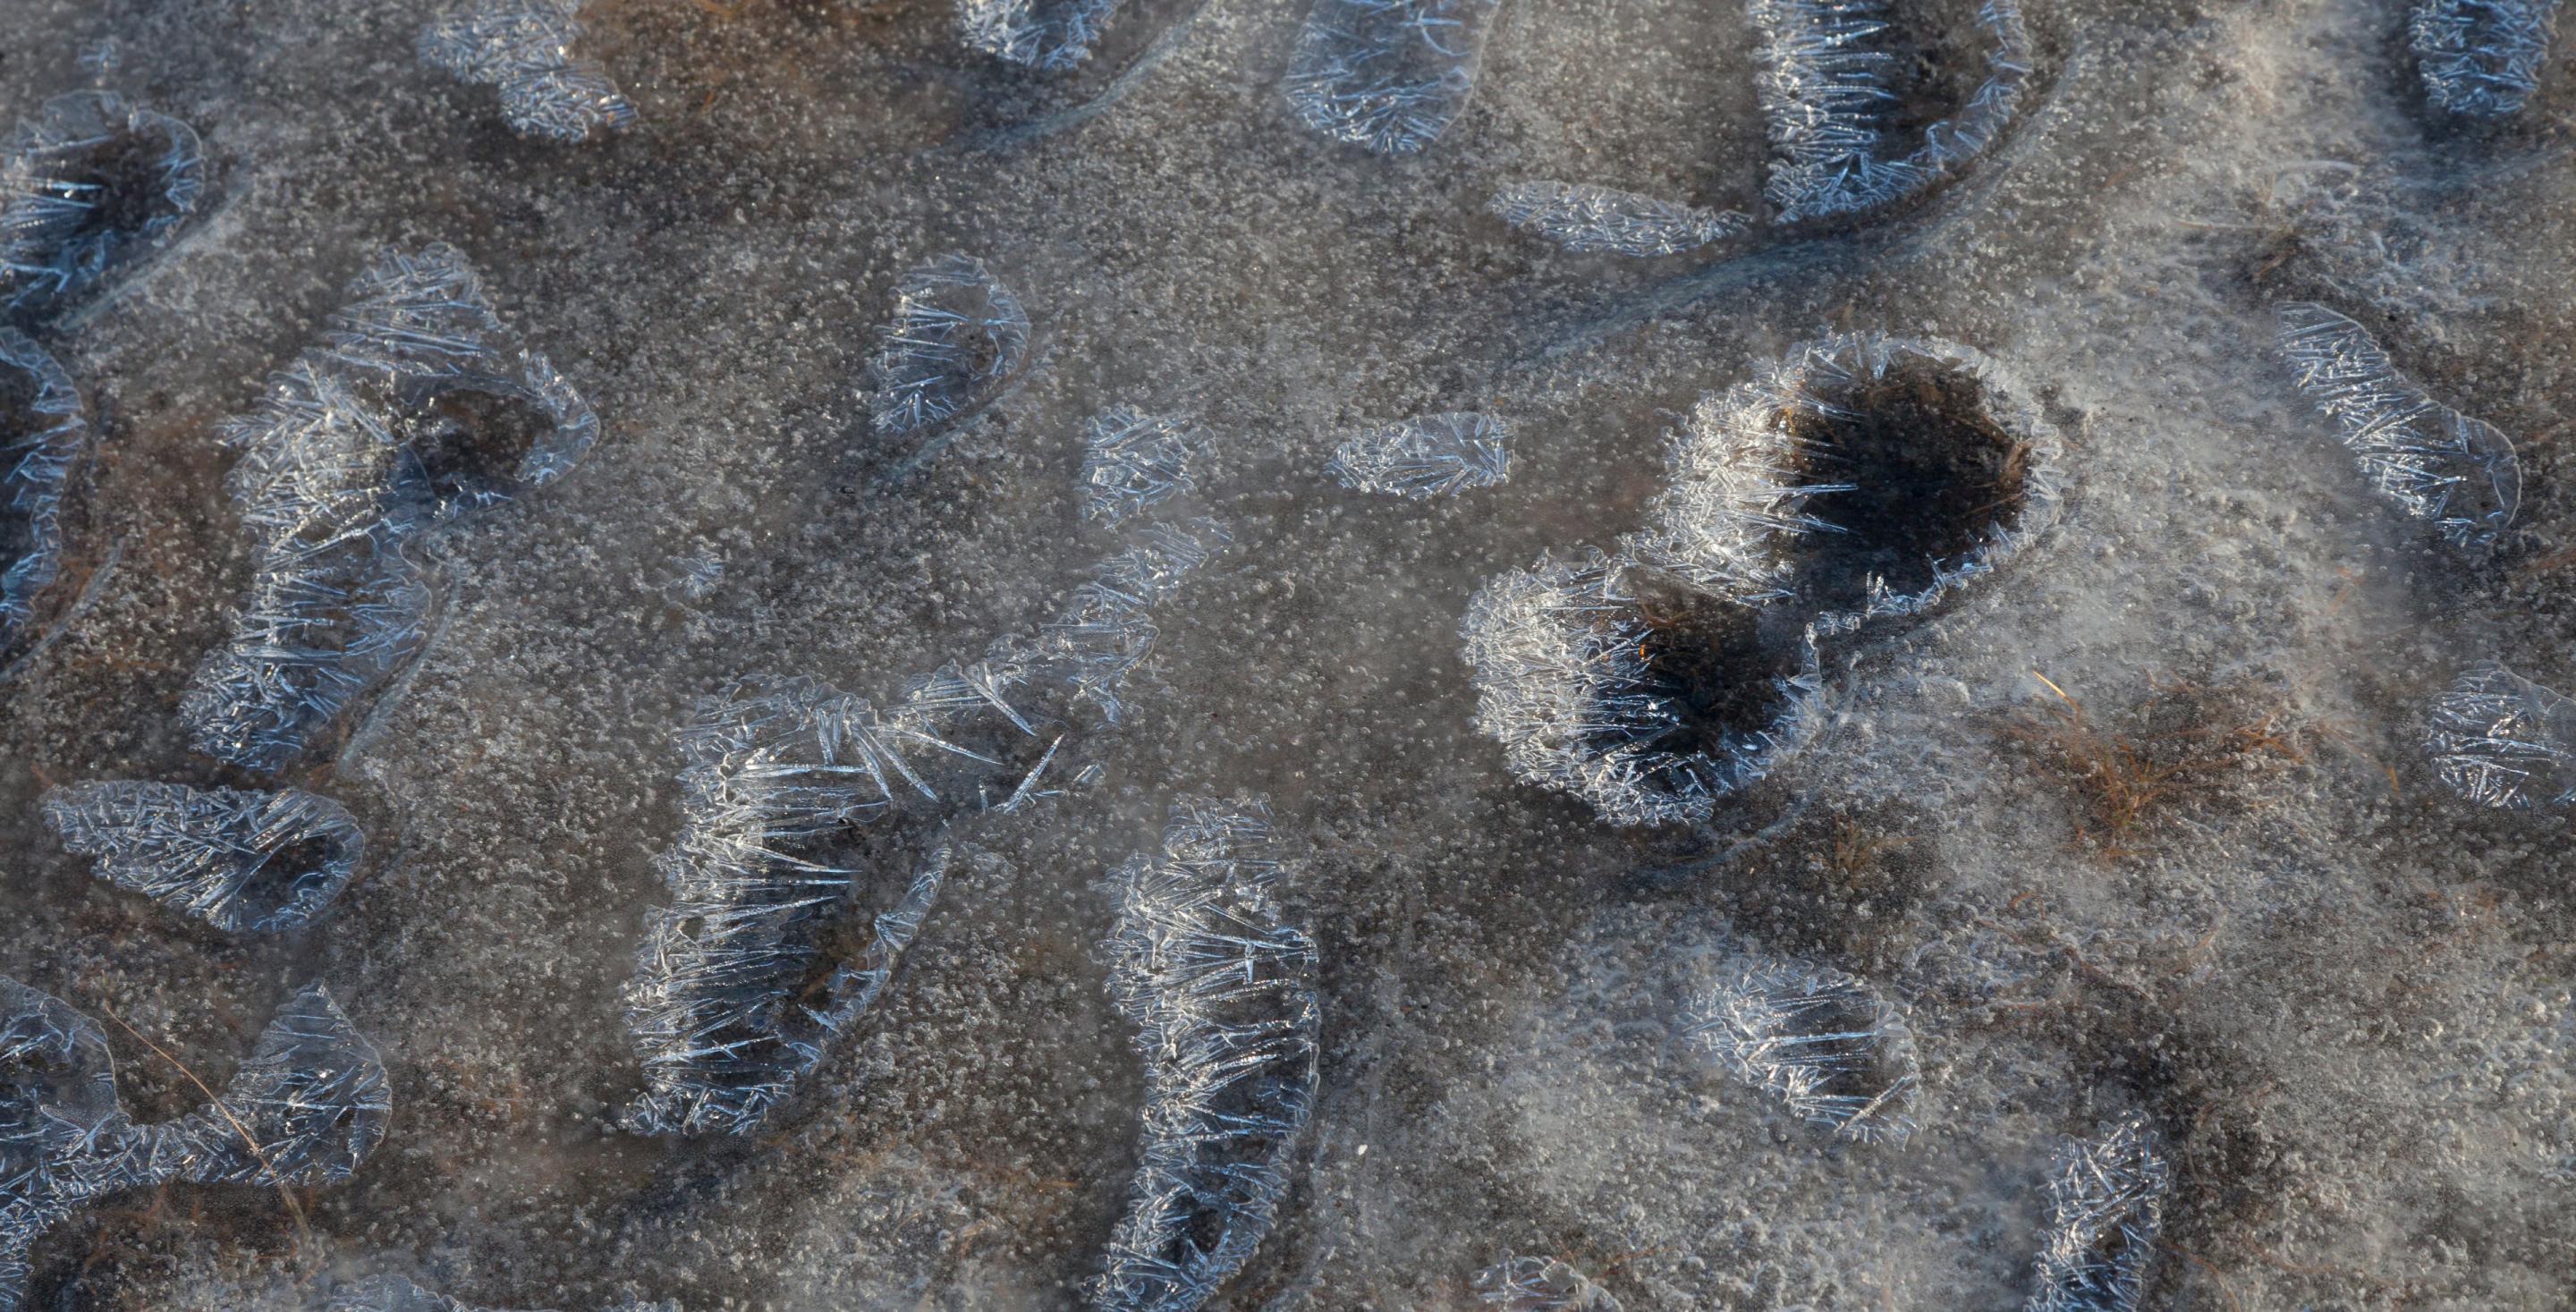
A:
1 979 389 1312
0 329 87 648
2425 661 2576 810
41 781 363 933
180 244 599 773
2026 1117 2168 1312
1683 954 1919 1145
959 0 1126 70
624 520 1228 1137
867 254 1030 437
1472 1256 1622 1310
1490 182 1748 257
1326 411 1512 498
1750 0 2036 224
0 90 205 316
1093 799 1318 1312
2411 0 2562 116
1080 409 1205 524
420 0 638 143
2275 301 2520 550
1284 0 1504 154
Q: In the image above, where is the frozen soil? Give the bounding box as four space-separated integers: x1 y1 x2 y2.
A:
4 0 2576 1308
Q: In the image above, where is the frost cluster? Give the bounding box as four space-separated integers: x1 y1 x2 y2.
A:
180 243 598 773
2425 661 2576 810
1750 0 2036 224
1284 0 1504 154
419 0 637 143
866 253 1031 436
41 781 364 934
323 1274 681 1312
0 328 87 648
2411 0 2563 116
1684 954 1919 1145
2025 1117 2168 1312
1325 411 1512 498
1489 182 1748 258
1 979 391 1312
2275 301 2520 550
1094 799 1318 1312
624 519 1228 1137
1471 1256 1622 1310
1080 409 1205 524
0 89 205 316
958 0 1124 71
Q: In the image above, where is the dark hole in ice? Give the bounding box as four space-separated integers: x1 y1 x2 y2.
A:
1606 576 1811 779
393 374 555 508
47 124 187 258
0 365 41 566
239 831 350 924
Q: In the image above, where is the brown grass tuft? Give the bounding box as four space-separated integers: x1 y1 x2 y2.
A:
2001 672 2311 857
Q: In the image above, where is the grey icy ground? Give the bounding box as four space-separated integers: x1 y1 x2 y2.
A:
5 0 2576 1308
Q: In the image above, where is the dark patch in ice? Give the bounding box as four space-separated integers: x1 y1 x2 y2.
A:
0 90 205 318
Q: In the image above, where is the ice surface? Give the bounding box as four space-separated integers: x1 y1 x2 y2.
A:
2425 661 2576 810
2411 0 2563 116
865 254 1031 437
1284 0 1504 154
2024 1117 2167 1312
1684 953 1919 1145
0 89 204 317
1471 1256 1621 1310
1489 182 1748 258
319 1274 682 1312
0 328 85 652
419 1 637 144
960 0 1128 71
41 781 364 934
1080 409 1204 524
1324 411 1511 498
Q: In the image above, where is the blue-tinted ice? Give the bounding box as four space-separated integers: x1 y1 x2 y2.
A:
0 329 87 650
0 90 204 316
42 781 364 934
1284 0 1504 154
420 0 638 143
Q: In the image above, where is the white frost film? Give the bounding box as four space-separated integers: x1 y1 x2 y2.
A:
1471 1256 1623 1310
1093 799 1318 1312
1284 0 1504 155
321 1273 685 1312
1326 411 1512 498
2025 1117 2168 1312
0 328 87 648
2276 302 2521 550
1080 408 1206 524
2411 0 2563 116
2425 661 2576 810
1683 954 1919 1145
865 253 1032 436
419 0 637 143
0 90 205 315
1490 182 1749 258
41 781 364 934
959 0 1126 71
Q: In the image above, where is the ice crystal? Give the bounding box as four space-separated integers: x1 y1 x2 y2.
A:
1325 411 1512 498
625 520 1227 1137
2026 1117 2168 1312
2275 302 2520 549
0 328 88 648
41 781 364 934
959 0 1125 70
2425 661 2576 810
323 1274 682 1312
1080 409 1205 524
1472 1257 1622 1310
1093 799 1318 1312
2411 0 2563 116
1683 954 1919 1145
2 978 389 1311
1284 0 1504 154
0 89 205 316
866 254 1030 436
182 244 598 773
420 0 638 143
1750 0 2036 224
1489 182 1749 257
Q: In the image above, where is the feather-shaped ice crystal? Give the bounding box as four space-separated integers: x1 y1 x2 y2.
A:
2025 1116 2168 1312
41 781 364 934
420 0 637 143
1472 1257 1622 1310
1081 409 1205 524
0 90 205 316
866 254 1031 436
1490 182 1748 257
1326 411 1512 498
2276 302 2520 550
1092 799 1318 1312
1684 954 1919 1145
958 0 1126 70
2411 0 2563 116
1284 0 1504 154
2425 661 2576 810
0 328 88 649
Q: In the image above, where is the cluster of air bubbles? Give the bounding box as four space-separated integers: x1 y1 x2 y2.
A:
1325 411 1512 498
319 1274 682 1312
1489 182 1749 258
2024 1117 2169 1312
0 89 205 317
2275 302 2520 550
1471 1256 1623 1310
41 781 364 934
419 0 637 143
1684 953 1920 1145
1080 408 1205 523
958 0 1125 70
866 254 1031 436
1284 0 1504 154
2424 661 2576 810
1093 799 1318 1312
0 328 88 651
1750 0 2036 224
2411 0 2563 116
1 978 391 1312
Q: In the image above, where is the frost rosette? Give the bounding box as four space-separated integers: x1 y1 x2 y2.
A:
0 89 205 315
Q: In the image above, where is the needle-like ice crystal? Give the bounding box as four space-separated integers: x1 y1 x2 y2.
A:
1683 954 1919 1145
1080 409 1205 524
41 781 364 934
419 0 638 143
1472 1257 1622 1310
1489 182 1748 257
1325 411 1512 498
866 254 1032 436
2275 301 2521 550
181 243 599 773
959 0 1125 70
2025 1116 2168 1312
1092 799 1318 1312
2425 661 2576 810
0 89 205 316
2411 0 2563 116
1284 0 1504 154
0 328 87 649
